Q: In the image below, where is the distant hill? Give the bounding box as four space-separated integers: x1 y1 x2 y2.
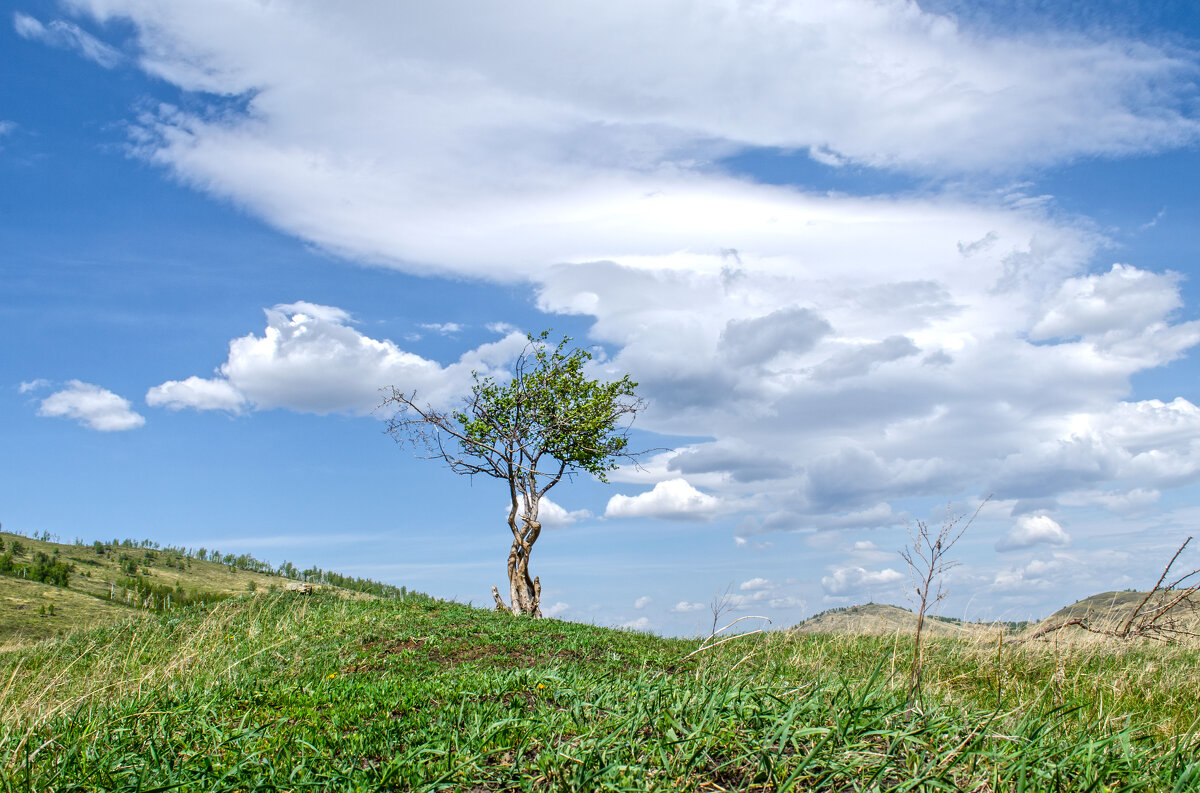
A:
1027 589 1200 638
791 603 1012 638
0 531 426 646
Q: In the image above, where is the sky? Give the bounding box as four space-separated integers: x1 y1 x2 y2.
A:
4 0 1200 636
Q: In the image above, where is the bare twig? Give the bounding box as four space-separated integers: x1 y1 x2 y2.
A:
899 498 989 702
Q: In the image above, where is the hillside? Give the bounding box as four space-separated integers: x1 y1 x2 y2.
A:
1028 589 1200 639
0 531 410 644
1 592 1197 790
792 602 1014 638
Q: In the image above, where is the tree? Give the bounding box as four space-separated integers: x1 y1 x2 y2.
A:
380 332 645 617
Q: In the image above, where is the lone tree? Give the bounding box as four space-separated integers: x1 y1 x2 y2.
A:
380 332 644 617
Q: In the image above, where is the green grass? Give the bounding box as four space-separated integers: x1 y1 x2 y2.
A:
1 592 1197 791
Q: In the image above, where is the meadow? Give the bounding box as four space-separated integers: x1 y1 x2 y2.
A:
1 590 1197 791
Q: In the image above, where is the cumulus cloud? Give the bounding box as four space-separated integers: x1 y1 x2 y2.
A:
605 478 721 521
146 376 246 413
13 12 121 68
739 577 773 591
146 302 527 415
37 381 145 431
18 379 50 394
633 596 652 610
821 566 904 596
996 515 1071 551
671 601 706 613
1031 265 1187 342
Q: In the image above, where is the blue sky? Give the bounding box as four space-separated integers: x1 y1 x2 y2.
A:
4 0 1200 635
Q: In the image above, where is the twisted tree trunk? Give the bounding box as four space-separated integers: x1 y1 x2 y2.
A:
492 488 543 617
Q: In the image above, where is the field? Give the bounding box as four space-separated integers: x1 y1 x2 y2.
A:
1 590 1198 791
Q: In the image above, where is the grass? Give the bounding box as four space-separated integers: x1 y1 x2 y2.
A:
0 575 140 648
1 592 1197 791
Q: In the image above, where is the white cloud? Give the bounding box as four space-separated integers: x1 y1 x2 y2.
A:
145 302 527 415
739 577 773 591
1031 265 1187 343
420 322 462 334
852 540 878 551
620 616 650 631
146 376 246 413
0 120 14 136
13 12 121 68
512 495 592 529
37 381 145 432
821 566 904 596
671 601 706 613
542 601 569 618
18 379 50 394
605 478 721 521
633 596 652 609
996 515 1071 551
991 557 1065 592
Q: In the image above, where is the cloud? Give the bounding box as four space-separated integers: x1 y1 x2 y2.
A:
420 322 462 335
992 557 1065 592
1031 264 1188 342
146 376 246 413
13 12 121 68
605 478 721 521
821 566 904 596
996 515 1071 551
620 616 651 631
37 381 145 431
542 601 569 618
18 379 50 394
633 596 652 609
512 495 592 528
50 1 1200 538
145 302 527 415
739 577 773 591
671 601 706 613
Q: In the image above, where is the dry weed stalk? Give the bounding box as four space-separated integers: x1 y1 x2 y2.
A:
1022 536 1200 645
899 498 988 702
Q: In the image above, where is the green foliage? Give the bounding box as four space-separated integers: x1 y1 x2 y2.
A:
10 540 25 556
27 551 72 587
453 332 640 483
92 540 105 555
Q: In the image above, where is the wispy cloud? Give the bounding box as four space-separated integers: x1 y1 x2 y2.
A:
13 12 121 68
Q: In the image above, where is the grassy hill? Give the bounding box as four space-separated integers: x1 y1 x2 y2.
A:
0 531 407 645
793 602 1023 638
1 591 1197 790
1029 589 1200 639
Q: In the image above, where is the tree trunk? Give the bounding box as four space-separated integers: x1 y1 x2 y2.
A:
494 492 544 617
